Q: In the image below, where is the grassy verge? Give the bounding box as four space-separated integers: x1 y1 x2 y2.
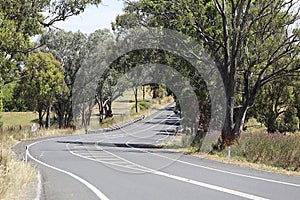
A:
210 133 300 174
0 126 77 200
0 131 35 200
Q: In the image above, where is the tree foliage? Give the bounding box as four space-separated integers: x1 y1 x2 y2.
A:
0 0 102 85
39 30 89 127
114 0 300 147
252 78 300 133
0 0 102 126
17 52 67 128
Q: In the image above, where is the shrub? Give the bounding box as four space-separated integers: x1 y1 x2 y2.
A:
131 101 150 112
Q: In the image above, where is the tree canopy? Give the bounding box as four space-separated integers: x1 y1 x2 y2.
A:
17 52 67 128
0 0 102 86
114 0 300 147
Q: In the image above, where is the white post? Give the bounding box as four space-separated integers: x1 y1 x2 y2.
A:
228 146 231 164
25 146 28 162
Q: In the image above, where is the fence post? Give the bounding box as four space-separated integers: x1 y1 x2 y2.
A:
25 146 28 162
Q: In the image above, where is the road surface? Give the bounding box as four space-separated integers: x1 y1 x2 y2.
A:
26 105 300 200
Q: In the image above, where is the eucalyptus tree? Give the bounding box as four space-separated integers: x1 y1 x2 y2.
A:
0 0 102 126
39 30 89 127
114 0 300 148
17 52 67 128
252 77 299 133
0 0 102 86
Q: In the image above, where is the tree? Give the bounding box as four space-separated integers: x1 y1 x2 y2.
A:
2 82 27 112
252 77 299 133
114 0 300 148
0 0 102 85
88 29 117 122
17 52 67 128
0 0 102 126
39 30 89 127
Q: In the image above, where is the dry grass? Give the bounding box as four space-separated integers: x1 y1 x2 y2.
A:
0 127 77 200
0 133 36 200
0 151 36 200
199 153 300 177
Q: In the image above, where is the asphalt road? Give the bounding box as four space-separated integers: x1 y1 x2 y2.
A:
26 105 300 200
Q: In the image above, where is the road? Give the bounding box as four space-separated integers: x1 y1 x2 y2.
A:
27 105 300 200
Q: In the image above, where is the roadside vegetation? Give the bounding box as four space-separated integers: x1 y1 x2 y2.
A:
1 0 300 198
187 118 300 174
0 124 76 199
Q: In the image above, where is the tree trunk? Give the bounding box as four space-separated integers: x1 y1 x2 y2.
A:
66 107 73 126
81 109 86 128
45 106 51 129
221 81 235 147
38 109 44 128
233 106 249 138
86 103 93 126
134 88 138 113
56 100 65 128
95 97 103 124
105 99 113 118
142 85 145 101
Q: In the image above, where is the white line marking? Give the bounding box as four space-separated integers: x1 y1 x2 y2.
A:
153 170 268 200
69 145 269 200
34 171 42 200
96 158 120 161
127 145 300 188
27 140 110 200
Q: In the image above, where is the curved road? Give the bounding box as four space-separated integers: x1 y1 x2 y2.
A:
27 105 300 200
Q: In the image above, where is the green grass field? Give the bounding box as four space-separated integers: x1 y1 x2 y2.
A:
2 112 38 127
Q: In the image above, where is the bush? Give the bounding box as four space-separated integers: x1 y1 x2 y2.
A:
131 101 150 112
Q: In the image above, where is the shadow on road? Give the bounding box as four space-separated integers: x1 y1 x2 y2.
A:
57 140 164 149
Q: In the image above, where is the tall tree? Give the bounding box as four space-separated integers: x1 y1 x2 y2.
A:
17 52 67 128
39 30 89 127
0 0 102 86
114 0 300 148
0 0 102 126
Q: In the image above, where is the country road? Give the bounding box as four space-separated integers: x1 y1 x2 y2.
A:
24 105 300 200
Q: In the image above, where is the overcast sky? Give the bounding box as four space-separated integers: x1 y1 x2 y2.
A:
54 0 124 34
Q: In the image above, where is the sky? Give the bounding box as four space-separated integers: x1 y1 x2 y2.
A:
54 0 125 34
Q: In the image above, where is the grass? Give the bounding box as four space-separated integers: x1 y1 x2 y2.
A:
0 131 36 200
210 133 300 173
0 124 77 199
200 118 300 175
0 148 36 200
2 112 38 127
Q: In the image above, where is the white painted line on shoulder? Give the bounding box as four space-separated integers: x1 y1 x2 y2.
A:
27 140 110 200
34 171 42 200
153 170 268 200
127 144 300 187
70 145 268 200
